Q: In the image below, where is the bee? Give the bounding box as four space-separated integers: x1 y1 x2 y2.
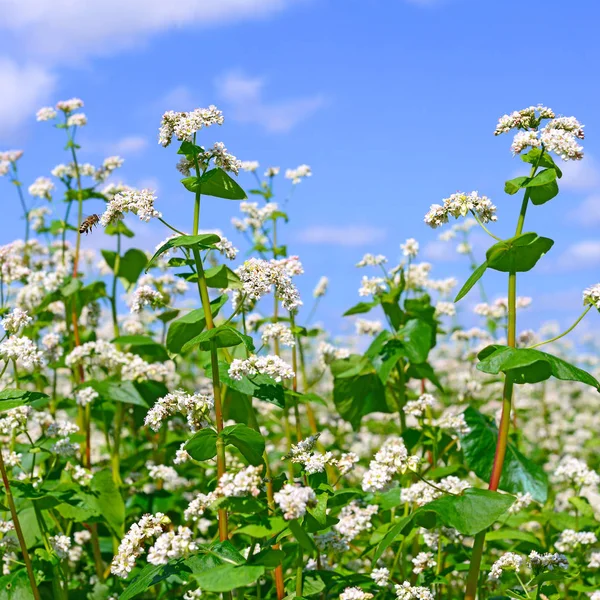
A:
79 214 100 235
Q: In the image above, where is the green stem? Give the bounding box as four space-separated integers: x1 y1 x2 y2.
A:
0 451 41 599
295 548 303 597
529 305 592 349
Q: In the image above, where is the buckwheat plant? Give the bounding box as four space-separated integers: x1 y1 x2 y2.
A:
0 100 599 600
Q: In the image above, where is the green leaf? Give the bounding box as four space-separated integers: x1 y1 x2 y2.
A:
177 141 203 157
204 265 242 289
219 362 285 408
166 295 228 354
415 488 514 535
343 301 378 317
522 168 556 188
521 148 562 177
146 233 221 271
454 262 488 302
220 424 265 466
287 519 317 553
117 249 148 286
104 220 135 237
185 429 218 461
522 168 559 205
0 569 35 599
331 355 390 429
0 390 47 412
485 529 542 545
372 516 412 562
181 168 247 200
112 335 170 362
181 325 255 353
485 233 553 273
90 380 148 407
504 177 529 195
119 561 189 600
191 565 264 592
477 345 600 390
398 318 433 363
461 407 548 502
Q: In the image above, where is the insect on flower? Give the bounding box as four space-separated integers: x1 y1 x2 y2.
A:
79 214 100 235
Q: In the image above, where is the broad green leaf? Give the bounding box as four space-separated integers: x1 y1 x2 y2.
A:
287 519 317 553
0 569 35 599
522 168 556 187
112 335 169 362
454 261 488 302
90 380 148 407
204 265 242 289
234 517 287 539
398 318 433 363
117 248 148 286
461 407 548 502
146 233 221 271
485 233 553 273
220 424 265 466
191 564 264 592
504 177 529 195
0 390 47 412
477 345 600 390
177 141 202 157
486 529 542 545
185 429 218 461
372 516 412 562
119 561 190 600
414 488 514 535
104 220 135 237
331 355 390 429
521 147 563 178
522 168 559 205
166 295 228 354
181 168 247 200
343 301 378 317
181 325 255 353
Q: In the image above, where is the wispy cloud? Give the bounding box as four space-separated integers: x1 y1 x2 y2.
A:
215 70 327 133
568 194 600 227
295 225 386 246
555 240 600 270
0 58 55 140
560 156 600 190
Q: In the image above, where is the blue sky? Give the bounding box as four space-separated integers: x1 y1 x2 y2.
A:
0 0 599 336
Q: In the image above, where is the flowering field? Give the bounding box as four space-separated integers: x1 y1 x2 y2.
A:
0 101 598 600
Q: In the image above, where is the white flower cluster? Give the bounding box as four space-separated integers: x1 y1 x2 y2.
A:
28 177 54 200
1 308 32 334
412 551 436 574
232 201 279 232
184 466 263 521
317 341 350 366
111 513 171 578
147 464 189 491
313 276 328 298
334 501 378 541
508 492 534 514
241 160 259 172
424 191 497 229
583 284 600 310
261 323 295 347
147 526 198 565
228 354 294 383
159 106 224 147
355 318 383 336
359 275 386 297
434 409 471 435
145 390 213 432
356 253 387 268
401 238 419 258
50 535 72 560
362 438 419 492
0 336 44 369
404 394 436 418
65 463 93 486
274 484 316 520
100 189 161 226
56 98 84 113
288 436 358 476
128 285 165 314
395 582 434 600
474 296 531 319
488 552 524 581
236 257 302 312
555 529 597 553
371 567 389 587
553 455 600 488
339 588 373 600
401 477 470 507
285 164 312 184
528 551 569 574
75 387 98 407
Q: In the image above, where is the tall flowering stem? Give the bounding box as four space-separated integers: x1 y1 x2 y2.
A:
0 449 41 600
464 154 542 600
191 156 229 542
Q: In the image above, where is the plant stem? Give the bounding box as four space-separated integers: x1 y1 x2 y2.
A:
529 306 592 349
190 185 228 542
465 156 543 600
0 450 41 599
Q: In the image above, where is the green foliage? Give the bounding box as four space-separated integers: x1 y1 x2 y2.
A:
181 168 247 200
486 232 554 273
146 233 221 271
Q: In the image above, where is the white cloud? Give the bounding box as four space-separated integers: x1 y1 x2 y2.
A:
215 70 326 133
0 0 301 63
568 194 600 227
110 136 149 155
0 58 55 140
295 225 386 246
423 240 458 262
560 156 600 190
555 240 600 270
